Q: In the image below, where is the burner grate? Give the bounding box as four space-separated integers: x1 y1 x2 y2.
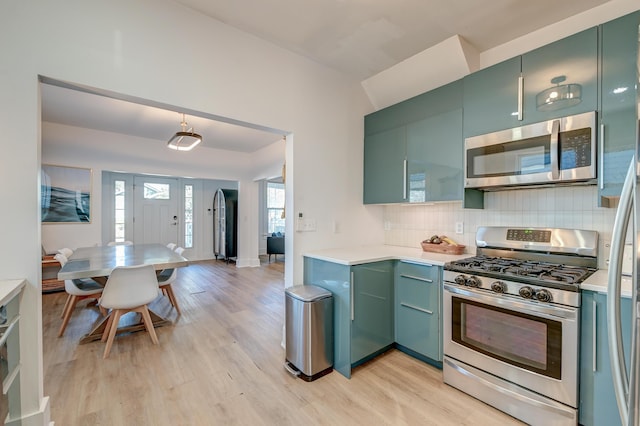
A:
446 256 594 287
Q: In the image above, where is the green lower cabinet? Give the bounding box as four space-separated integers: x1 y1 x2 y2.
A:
303 257 394 378
579 291 632 426
303 257 352 377
351 261 395 365
394 261 442 362
304 257 443 378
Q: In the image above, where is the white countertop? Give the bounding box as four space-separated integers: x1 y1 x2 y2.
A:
305 245 635 299
0 279 26 306
303 244 470 266
581 270 633 298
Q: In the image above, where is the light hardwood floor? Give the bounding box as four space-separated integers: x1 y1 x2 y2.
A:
43 258 523 425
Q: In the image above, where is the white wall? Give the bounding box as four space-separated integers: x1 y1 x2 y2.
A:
1 0 379 423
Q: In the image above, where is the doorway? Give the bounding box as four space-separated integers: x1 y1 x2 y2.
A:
133 176 179 245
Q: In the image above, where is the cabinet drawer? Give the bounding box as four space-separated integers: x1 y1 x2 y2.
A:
397 261 439 281
396 275 438 312
396 262 440 312
396 304 440 360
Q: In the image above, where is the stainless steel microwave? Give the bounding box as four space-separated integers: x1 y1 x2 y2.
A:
464 111 597 190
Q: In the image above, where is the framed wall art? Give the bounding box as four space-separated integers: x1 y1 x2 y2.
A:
41 164 92 223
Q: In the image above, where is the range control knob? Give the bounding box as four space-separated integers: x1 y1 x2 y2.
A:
535 289 552 303
519 286 534 299
491 281 507 293
454 275 467 286
466 276 481 288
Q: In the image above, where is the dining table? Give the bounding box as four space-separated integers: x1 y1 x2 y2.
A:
58 243 189 344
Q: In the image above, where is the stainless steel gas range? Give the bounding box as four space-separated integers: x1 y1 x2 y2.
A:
442 226 598 426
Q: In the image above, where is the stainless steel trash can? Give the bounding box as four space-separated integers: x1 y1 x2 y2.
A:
284 285 333 381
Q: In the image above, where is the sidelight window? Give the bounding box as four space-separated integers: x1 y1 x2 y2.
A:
184 184 193 248
114 180 125 242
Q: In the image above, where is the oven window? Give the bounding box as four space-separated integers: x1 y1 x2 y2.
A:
452 296 562 379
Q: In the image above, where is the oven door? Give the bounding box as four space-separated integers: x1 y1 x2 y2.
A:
443 283 579 408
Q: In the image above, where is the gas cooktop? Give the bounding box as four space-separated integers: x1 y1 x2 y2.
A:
445 255 596 291
444 227 599 293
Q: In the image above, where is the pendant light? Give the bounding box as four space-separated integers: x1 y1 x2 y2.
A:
536 76 582 112
167 113 202 151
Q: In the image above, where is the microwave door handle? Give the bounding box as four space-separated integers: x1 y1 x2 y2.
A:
550 120 560 180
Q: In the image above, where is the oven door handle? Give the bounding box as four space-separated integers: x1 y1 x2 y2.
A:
443 284 578 320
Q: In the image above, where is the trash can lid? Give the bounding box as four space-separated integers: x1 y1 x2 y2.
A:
285 285 332 302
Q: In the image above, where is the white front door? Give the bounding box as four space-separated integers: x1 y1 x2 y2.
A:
133 176 179 245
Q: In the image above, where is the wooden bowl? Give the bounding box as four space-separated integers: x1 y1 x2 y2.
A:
420 242 465 255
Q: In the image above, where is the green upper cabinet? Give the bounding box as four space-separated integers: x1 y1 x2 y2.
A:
521 27 598 124
363 126 406 204
364 80 463 204
598 11 639 206
463 27 598 138
406 109 463 202
463 57 521 137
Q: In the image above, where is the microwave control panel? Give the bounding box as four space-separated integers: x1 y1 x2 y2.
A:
559 127 592 169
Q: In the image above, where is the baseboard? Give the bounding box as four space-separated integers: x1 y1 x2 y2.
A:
235 257 261 268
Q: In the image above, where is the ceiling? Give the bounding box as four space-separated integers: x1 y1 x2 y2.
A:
41 83 285 153
41 0 612 153
176 0 611 80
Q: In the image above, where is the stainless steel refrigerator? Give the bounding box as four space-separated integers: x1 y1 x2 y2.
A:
608 157 639 426
213 188 238 262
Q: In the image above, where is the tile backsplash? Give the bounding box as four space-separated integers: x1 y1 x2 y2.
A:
383 186 617 269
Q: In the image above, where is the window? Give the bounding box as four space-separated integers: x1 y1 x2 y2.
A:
114 180 125 242
143 182 170 199
184 184 193 248
267 182 285 234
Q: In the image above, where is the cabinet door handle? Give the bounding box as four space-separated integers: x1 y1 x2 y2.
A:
593 298 597 372
400 273 433 283
599 123 605 190
400 260 433 267
350 271 354 321
517 75 524 121
400 302 433 315
403 159 408 200
550 119 560 180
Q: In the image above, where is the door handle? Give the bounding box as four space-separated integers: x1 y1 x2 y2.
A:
550 120 560 180
517 75 524 121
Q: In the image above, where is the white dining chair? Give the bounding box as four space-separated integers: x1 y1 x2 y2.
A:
107 241 133 246
55 253 105 337
57 247 74 258
99 264 161 358
156 246 185 314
